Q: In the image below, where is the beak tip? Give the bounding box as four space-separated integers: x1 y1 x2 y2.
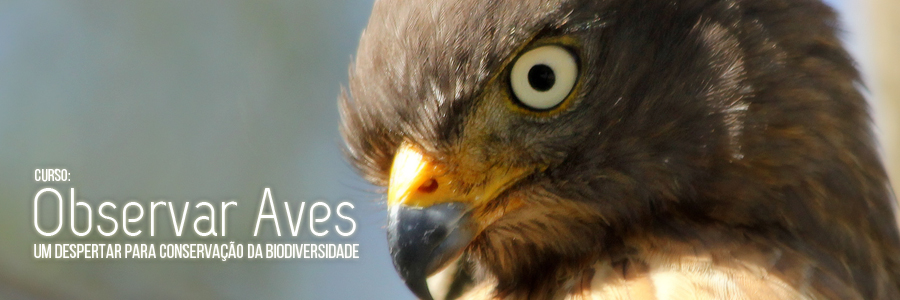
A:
404 277 434 300
388 203 472 300
389 243 434 300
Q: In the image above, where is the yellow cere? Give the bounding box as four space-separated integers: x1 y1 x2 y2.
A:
388 144 433 207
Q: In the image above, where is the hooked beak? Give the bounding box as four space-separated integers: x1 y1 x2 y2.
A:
387 203 473 300
385 143 530 300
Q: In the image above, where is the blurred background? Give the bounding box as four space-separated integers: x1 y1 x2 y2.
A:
0 1 896 299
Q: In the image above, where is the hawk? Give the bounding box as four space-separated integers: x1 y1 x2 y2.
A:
339 0 900 299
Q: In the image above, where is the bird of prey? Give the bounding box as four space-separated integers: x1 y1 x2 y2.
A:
339 0 900 299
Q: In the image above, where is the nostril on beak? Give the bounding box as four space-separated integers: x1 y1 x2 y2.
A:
417 178 438 193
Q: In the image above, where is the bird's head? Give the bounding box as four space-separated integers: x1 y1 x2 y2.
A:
340 0 876 299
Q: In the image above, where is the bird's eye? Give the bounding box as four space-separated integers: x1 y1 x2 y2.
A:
509 45 578 111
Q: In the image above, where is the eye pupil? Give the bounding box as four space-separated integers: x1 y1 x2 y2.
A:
527 64 556 92
509 45 577 110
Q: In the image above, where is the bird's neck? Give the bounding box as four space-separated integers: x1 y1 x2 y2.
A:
460 221 880 300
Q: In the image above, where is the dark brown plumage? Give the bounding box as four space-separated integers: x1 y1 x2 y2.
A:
339 0 900 299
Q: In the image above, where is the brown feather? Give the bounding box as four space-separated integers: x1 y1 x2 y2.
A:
341 0 900 299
